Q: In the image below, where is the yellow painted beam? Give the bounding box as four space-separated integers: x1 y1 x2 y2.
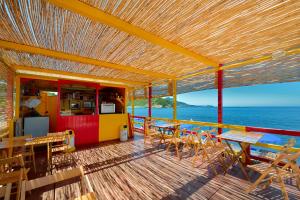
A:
173 80 177 120
13 65 148 86
177 68 217 80
0 40 175 79
17 74 58 82
48 0 219 67
254 142 300 153
178 48 300 80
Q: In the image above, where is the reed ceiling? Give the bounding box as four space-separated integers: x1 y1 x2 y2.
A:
0 0 299 96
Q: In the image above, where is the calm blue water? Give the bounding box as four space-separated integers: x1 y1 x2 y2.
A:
128 107 300 148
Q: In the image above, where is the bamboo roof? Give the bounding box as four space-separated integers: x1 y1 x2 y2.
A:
0 0 299 95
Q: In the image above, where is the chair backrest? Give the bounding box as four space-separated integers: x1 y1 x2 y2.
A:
47 131 70 146
192 127 201 133
47 131 66 137
268 139 299 170
144 118 155 136
202 130 214 146
2 135 32 142
181 128 188 136
0 154 25 173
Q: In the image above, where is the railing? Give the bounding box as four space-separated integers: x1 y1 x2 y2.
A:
131 115 300 163
130 116 146 133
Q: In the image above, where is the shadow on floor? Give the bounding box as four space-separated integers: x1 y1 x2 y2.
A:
83 145 165 174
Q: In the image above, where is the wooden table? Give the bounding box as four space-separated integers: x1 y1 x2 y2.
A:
216 130 265 180
0 134 68 170
152 123 181 144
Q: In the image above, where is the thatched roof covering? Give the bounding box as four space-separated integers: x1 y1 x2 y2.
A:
0 0 299 96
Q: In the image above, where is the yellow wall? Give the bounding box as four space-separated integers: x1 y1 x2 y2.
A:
47 96 57 132
99 114 128 142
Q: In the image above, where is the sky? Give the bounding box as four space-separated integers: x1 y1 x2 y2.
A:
177 82 300 107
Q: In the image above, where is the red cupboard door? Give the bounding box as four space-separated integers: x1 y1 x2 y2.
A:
57 115 99 147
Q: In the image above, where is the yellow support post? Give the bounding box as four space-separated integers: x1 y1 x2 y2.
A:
131 90 135 117
9 119 14 138
173 80 177 120
15 75 20 119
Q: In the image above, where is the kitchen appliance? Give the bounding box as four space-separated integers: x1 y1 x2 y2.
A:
70 100 81 110
101 103 115 113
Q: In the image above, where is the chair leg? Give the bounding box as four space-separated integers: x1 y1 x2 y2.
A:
276 168 289 200
16 169 23 200
217 154 227 173
192 145 199 167
175 143 180 160
207 156 218 176
31 147 36 174
291 162 300 189
246 167 273 193
166 142 171 154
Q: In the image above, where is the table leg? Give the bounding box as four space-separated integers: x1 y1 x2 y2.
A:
239 143 251 165
224 140 250 180
158 128 164 145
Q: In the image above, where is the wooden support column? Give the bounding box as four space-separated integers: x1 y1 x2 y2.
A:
131 90 135 117
148 85 152 118
173 80 177 120
217 64 223 135
15 75 20 119
57 80 61 120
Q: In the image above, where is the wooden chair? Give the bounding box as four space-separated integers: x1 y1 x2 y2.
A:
47 131 71 169
144 118 160 145
165 129 182 159
2 135 36 173
19 166 95 200
0 155 29 200
192 129 227 175
246 140 300 200
181 127 201 150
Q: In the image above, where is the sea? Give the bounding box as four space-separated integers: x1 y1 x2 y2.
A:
128 106 300 157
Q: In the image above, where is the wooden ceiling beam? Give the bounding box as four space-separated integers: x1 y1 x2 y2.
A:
0 40 175 79
13 65 149 86
177 48 300 80
48 0 219 67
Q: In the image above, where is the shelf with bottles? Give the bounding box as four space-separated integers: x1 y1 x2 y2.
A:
98 86 125 114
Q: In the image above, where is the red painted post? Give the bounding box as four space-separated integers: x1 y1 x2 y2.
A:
95 85 99 115
148 85 152 118
56 80 61 131
217 64 223 136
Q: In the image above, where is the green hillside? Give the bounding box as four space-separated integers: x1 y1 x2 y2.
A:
127 97 195 108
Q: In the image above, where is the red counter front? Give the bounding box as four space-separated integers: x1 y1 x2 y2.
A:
57 80 100 147
57 115 99 146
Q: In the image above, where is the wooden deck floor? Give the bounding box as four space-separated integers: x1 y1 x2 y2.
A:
28 134 300 200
